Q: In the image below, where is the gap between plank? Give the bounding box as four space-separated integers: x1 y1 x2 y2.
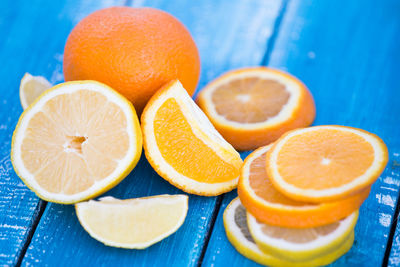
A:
15 200 47 267
197 196 223 267
382 192 400 266
261 0 290 66
197 1 291 265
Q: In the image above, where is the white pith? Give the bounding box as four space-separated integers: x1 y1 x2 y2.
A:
200 69 302 129
143 81 241 194
12 82 140 203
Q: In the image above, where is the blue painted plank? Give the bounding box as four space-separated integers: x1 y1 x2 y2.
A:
204 0 400 266
0 1 125 266
20 0 283 266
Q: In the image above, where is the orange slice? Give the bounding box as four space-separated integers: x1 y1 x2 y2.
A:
224 198 354 266
196 67 316 151
266 125 388 203
141 80 242 196
11 81 142 204
247 207 357 261
238 145 370 228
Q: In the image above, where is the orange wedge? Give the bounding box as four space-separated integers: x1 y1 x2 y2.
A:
11 81 142 204
266 126 388 203
196 67 316 151
141 80 243 196
238 145 370 228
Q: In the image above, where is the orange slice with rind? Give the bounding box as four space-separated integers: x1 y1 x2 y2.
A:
141 80 242 196
238 145 370 228
266 125 388 202
196 67 316 151
224 197 354 266
11 81 142 204
247 207 357 262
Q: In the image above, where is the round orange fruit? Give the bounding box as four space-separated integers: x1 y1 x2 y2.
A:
63 7 200 113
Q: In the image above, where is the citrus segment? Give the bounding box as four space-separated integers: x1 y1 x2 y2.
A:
224 198 354 266
238 145 370 228
196 68 316 150
19 73 52 109
76 195 188 249
266 126 388 202
12 81 142 203
247 207 357 262
142 80 242 196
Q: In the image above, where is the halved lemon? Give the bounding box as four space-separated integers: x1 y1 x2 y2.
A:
76 194 188 249
141 80 242 196
19 73 52 109
238 144 370 228
11 81 142 204
266 125 388 202
247 208 357 261
224 198 354 266
196 67 316 151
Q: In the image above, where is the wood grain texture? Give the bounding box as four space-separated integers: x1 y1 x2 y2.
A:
204 0 400 266
20 0 283 266
0 1 125 265
388 161 400 266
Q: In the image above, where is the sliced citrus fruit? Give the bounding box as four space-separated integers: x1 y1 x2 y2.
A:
266 125 388 202
196 67 316 151
141 80 242 196
224 198 354 266
20 73 52 110
238 145 370 228
76 194 188 249
247 205 357 262
11 81 142 204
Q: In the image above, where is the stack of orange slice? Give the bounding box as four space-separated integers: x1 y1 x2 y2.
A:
224 125 388 265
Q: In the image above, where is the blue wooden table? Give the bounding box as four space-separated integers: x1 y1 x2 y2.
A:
1 0 400 266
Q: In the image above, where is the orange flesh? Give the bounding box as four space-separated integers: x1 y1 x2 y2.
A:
276 129 375 190
211 77 290 123
154 98 239 183
249 151 314 207
21 90 129 194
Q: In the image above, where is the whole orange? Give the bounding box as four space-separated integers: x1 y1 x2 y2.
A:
63 7 200 113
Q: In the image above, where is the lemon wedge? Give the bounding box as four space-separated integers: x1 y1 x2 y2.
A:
76 195 188 249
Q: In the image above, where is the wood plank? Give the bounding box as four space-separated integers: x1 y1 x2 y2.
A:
203 0 400 266
0 1 125 266
21 0 283 266
387 156 400 266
